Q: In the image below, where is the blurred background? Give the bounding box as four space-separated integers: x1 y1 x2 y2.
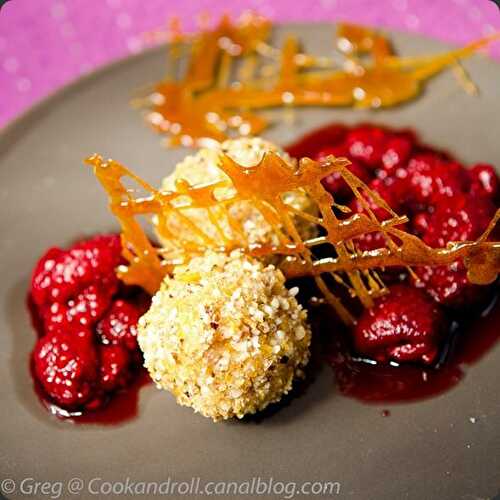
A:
1 0 499 127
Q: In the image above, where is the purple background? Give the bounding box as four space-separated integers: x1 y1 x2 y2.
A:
1 0 499 127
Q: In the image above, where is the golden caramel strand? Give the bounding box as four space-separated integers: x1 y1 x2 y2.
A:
86 152 500 324
141 15 499 145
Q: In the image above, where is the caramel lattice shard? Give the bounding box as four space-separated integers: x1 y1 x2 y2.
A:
140 14 499 145
87 151 500 325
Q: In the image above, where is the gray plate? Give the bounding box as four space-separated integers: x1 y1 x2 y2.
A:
1 24 499 500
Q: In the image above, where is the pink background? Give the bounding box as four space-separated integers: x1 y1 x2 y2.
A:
1 0 499 127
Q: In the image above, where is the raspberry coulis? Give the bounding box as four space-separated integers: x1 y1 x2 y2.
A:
287 123 499 403
28 234 151 423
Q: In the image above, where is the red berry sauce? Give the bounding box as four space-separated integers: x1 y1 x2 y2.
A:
287 123 499 403
28 234 151 423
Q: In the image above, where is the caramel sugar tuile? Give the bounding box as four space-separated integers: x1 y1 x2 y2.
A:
140 14 500 145
86 152 500 325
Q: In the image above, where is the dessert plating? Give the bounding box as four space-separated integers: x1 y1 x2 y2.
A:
28 125 500 421
23 16 500 423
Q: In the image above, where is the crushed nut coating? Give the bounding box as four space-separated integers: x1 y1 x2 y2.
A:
138 250 311 421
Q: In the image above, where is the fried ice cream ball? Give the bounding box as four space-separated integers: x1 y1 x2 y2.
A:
137 250 311 421
156 137 317 252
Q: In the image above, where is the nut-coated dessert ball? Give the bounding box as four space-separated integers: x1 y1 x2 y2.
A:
138 250 311 421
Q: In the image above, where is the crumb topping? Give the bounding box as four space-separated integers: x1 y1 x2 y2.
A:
138 250 311 421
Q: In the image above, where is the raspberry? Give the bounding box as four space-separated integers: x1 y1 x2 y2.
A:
413 194 496 305
33 332 98 409
29 234 150 415
40 301 73 334
97 299 141 352
469 163 499 200
40 302 97 340
411 211 432 236
39 282 115 337
414 262 490 307
31 249 93 307
423 194 495 249
354 285 446 365
321 158 371 200
98 345 132 392
349 178 407 251
345 126 387 169
350 178 402 221
30 248 64 303
381 135 413 172
406 154 467 207
31 234 122 308
71 234 122 280
376 174 412 205
315 144 349 160
66 284 115 327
